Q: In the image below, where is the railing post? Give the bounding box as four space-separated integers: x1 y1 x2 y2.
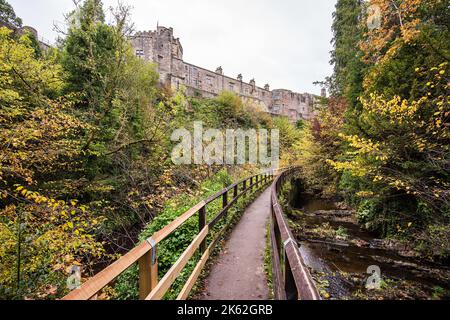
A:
199 206 207 253
233 185 238 199
139 242 158 300
243 179 247 192
223 190 229 217
250 177 253 191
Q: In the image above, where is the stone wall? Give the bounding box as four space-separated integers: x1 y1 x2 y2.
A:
130 26 321 122
0 21 51 51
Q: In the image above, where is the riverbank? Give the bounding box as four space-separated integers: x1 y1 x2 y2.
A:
288 194 450 300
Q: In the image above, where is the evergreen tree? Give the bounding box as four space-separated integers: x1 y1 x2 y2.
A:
330 0 365 109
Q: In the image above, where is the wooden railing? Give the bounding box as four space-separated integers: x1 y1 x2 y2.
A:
63 170 276 300
269 167 320 300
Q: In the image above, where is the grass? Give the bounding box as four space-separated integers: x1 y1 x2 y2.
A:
264 221 274 299
113 169 273 300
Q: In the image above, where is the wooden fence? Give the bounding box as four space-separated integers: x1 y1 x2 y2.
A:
63 171 275 300
269 167 320 300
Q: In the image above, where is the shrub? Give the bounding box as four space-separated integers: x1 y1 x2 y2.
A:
114 170 233 300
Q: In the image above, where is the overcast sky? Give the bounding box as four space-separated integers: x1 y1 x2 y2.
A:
9 0 336 94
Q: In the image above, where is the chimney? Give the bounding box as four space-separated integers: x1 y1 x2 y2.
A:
264 84 270 91
237 74 243 82
216 66 223 75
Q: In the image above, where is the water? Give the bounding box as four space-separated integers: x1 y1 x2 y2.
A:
291 194 450 300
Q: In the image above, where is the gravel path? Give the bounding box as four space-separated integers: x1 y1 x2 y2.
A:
198 188 271 300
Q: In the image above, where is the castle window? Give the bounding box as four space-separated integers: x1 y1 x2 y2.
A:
135 49 144 58
206 75 214 89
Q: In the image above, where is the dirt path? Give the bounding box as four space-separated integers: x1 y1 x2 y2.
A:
198 188 271 300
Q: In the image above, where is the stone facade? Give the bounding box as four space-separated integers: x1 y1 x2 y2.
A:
0 21 51 51
130 26 322 122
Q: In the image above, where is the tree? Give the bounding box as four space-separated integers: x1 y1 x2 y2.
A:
330 0 365 108
297 97 347 196
300 0 449 259
326 0 450 257
0 27 105 299
60 0 180 245
0 0 22 28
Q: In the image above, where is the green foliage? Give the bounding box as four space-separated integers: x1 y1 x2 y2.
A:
114 170 234 300
187 91 272 129
414 224 450 260
330 0 365 108
59 0 174 234
0 0 287 300
0 0 22 28
22 30 42 58
335 226 349 239
296 98 346 196
302 0 450 259
273 116 302 166
0 26 105 299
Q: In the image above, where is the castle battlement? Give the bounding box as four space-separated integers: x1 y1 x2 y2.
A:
130 26 320 122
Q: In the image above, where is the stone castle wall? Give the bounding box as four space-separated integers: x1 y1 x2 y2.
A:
0 21 51 51
130 26 321 122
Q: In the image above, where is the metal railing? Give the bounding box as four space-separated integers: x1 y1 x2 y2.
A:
63 170 276 300
269 167 320 300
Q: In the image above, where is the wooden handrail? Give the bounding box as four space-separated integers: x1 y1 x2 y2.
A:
62 170 277 300
269 167 320 300
146 227 209 300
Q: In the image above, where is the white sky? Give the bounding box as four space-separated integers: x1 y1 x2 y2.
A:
9 0 336 94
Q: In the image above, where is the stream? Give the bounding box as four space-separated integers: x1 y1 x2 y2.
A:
289 194 450 300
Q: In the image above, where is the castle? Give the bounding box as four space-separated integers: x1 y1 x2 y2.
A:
130 26 324 122
0 21 51 51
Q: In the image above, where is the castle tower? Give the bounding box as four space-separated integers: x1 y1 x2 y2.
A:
130 25 183 85
250 79 256 93
155 26 175 84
